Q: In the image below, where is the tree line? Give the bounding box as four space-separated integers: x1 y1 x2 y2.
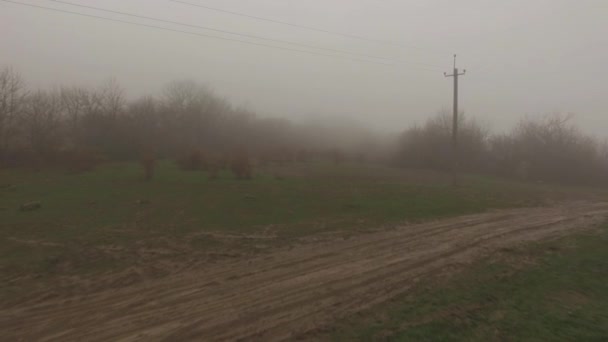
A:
2 65 606 186
395 111 608 186
0 66 380 170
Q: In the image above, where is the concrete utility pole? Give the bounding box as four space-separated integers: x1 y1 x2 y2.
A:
444 54 466 185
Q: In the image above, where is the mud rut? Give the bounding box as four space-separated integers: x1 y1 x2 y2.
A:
2 202 608 341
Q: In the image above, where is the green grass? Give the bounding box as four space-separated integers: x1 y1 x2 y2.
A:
329 225 608 341
0 161 605 300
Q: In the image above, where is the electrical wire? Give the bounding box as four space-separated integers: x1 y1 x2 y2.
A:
1 0 396 66
47 0 394 62
170 0 450 57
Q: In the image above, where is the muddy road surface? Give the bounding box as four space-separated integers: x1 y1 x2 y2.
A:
2 202 608 341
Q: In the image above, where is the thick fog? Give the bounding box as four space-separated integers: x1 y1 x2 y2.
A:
1 0 607 136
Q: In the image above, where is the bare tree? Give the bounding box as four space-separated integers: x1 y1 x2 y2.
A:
499 113 604 184
0 66 26 154
162 80 229 149
59 86 95 148
21 89 62 155
396 110 489 171
71 80 128 157
97 78 125 119
127 96 162 153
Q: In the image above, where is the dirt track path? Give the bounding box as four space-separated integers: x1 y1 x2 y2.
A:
2 202 608 341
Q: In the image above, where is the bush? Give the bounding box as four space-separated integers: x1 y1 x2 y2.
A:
208 162 220 180
230 151 253 180
140 154 156 181
61 149 104 173
505 114 605 185
176 149 206 171
396 112 489 172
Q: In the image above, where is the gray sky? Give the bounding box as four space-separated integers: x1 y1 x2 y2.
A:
1 0 607 136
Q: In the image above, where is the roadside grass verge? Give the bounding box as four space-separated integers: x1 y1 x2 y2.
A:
329 224 608 341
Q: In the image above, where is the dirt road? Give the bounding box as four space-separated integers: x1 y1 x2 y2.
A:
2 202 608 341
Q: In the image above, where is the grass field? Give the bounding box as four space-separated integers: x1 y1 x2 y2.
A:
329 224 608 341
0 161 605 301
2 161 608 340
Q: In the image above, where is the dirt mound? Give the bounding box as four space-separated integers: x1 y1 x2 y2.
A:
2 202 607 341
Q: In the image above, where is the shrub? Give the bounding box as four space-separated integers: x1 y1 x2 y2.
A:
230 151 253 180
140 154 156 181
176 149 206 171
208 162 220 180
62 149 104 173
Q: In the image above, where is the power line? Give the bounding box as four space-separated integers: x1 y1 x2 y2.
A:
170 0 450 57
47 0 393 62
1 0 395 66
48 0 445 71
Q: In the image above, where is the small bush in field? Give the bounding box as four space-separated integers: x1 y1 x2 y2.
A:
63 150 104 173
208 163 220 180
230 152 253 180
140 154 156 181
177 150 206 171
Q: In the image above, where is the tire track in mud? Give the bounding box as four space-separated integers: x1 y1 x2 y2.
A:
170 213 594 341
2 202 607 341
3 213 512 319
3 212 518 322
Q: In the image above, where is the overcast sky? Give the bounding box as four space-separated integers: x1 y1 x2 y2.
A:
1 0 607 136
